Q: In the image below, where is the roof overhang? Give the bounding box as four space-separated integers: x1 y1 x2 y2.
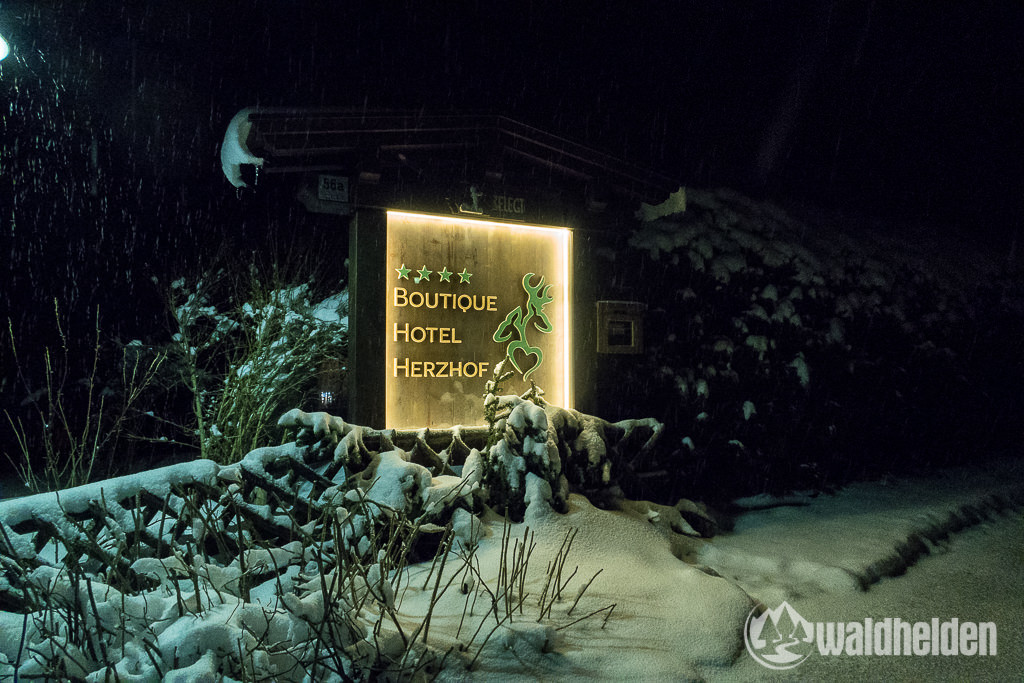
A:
220 108 678 217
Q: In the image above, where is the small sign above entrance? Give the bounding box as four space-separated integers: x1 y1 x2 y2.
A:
459 185 527 218
317 174 349 203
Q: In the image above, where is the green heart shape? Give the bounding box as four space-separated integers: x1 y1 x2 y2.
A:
509 342 543 382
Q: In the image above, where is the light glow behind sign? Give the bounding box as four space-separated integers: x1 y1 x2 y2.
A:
385 211 572 429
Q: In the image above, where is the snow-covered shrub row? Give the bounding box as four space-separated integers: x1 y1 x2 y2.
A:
162 272 348 464
0 442 473 680
0 397 638 681
275 408 486 542
281 388 662 528
613 187 1024 499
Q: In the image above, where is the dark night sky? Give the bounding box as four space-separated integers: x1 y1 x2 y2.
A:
4 2 1022 211
1 1 1023 339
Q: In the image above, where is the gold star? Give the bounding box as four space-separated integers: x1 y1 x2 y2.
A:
396 264 411 280
458 268 473 284
415 265 432 283
438 266 453 282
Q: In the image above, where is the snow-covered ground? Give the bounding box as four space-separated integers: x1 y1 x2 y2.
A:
701 455 1024 681
3 451 1021 681
731 509 1024 681
429 456 1024 681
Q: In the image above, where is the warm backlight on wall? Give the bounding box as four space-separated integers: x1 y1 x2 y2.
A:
386 211 572 429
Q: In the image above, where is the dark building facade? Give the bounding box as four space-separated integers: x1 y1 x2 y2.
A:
221 109 677 428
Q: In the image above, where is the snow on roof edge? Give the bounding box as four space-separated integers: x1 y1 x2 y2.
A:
220 107 265 188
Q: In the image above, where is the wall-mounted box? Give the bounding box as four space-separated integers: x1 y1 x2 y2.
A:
596 301 645 354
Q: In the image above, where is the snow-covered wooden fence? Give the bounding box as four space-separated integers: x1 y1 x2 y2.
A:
0 408 662 614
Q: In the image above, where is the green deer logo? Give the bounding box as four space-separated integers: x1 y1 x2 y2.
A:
493 273 555 381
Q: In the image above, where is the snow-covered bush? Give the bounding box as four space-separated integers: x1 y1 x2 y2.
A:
610 186 1024 499
162 271 348 464
480 362 663 521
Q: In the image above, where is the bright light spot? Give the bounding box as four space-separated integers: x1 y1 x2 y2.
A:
0 34 9 62
385 211 573 429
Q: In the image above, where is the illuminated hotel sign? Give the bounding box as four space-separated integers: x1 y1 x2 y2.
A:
386 211 572 429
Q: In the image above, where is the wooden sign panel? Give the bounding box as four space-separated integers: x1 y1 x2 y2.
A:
385 211 572 428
